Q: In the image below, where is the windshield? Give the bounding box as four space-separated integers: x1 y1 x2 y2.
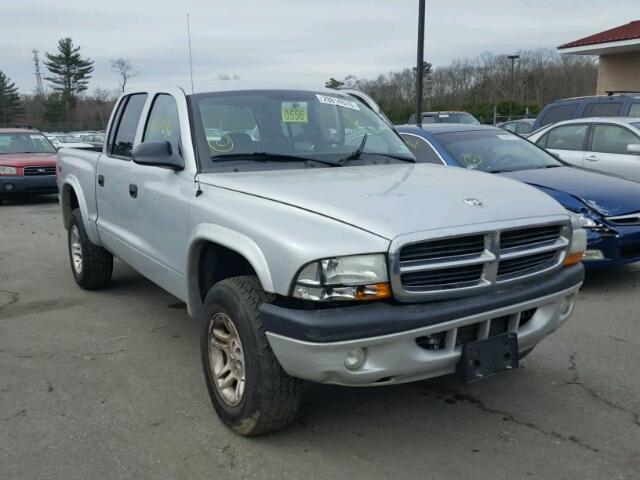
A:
0 133 56 154
192 90 413 170
434 130 562 173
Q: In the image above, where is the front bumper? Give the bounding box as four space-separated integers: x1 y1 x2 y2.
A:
0 175 58 196
262 265 583 386
583 226 640 269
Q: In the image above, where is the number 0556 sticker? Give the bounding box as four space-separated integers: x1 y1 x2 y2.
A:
281 102 308 123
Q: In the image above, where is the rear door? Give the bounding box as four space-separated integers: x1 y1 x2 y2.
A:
535 123 589 166
583 123 640 181
96 93 148 257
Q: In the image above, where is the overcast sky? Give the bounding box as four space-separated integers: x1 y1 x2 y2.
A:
2 0 637 95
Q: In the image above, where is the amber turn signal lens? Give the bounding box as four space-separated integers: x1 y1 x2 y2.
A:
355 283 392 300
563 251 584 267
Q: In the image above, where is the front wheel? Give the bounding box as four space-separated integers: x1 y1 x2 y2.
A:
68 208 113 289
200 276 303 436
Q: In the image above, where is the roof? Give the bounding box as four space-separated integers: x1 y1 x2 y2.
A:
559 21 640 55
396 124 499 135
0 128 38 133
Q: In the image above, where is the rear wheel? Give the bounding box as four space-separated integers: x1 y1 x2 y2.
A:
200 276 303 436
68 208 113 289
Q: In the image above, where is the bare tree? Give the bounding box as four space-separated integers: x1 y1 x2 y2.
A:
110 58 139 93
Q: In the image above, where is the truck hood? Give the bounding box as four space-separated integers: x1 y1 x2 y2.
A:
0 152 57 167
500 166 640 217
198 164 566 240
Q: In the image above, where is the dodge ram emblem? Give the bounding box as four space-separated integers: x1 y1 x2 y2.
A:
463 198 484 207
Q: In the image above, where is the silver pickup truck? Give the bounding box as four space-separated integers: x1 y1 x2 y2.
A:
58 85 586 435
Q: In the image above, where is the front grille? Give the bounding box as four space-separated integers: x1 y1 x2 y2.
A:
402 264 483 289
621 243 640 258
399 235 485 263
24 165 56 176
501 225 562 250
497 251 557 278
392 221 570 301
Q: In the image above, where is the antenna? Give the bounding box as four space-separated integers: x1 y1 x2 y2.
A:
186 13 194 94
32 49 44 99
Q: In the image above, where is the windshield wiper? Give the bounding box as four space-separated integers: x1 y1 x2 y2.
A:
211 152 340 167
339 134 368 164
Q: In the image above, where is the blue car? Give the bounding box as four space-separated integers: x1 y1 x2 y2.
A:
396 124 640 269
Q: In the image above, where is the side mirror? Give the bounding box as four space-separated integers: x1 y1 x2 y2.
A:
626 144 640 154
132 141 184 170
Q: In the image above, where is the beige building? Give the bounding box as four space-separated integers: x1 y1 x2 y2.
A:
558 21 640 95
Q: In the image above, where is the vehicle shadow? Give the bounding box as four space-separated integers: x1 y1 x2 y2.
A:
0 194 59 206
581 262 640 291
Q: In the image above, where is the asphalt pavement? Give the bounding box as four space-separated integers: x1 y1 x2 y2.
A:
1 195 639 480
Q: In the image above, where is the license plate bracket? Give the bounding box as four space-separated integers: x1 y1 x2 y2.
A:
455 333 519 383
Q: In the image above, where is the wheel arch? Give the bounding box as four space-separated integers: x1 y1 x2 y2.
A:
60 177 102 244
187 224 274 317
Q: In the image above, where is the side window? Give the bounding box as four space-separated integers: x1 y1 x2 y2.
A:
400 134 442 164
582 102 623 117
517 122 533 135
502 123 518 133
545 124 589 151
143 94 181 156
538 104 578 127
628 103 640 118
421 115 436 124
591 124 640 155
111 93 148 158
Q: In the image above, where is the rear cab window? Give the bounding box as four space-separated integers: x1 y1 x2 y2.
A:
109 93 148 159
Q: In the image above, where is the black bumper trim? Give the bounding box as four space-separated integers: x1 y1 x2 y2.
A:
260 264 584 343
0 175 57 195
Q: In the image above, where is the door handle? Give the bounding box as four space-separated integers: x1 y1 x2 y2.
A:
585 155 598 162
129 184 138 198
98 175 104 186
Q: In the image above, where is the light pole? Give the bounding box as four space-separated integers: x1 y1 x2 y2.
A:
507 54 520 120
415 0 426 124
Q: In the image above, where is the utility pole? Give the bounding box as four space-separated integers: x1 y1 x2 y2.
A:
507 54 520 120
32 49 44 99
415 0 426 125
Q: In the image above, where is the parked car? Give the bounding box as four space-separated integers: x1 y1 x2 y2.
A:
527 117 640 182
58 86 585 435
498 119 535 136
531 93 640 131
397 124 640 269
0 128 58 202
46 134 94 149
408 111 480 125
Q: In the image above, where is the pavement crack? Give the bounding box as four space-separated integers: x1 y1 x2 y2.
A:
444 389 600 453
0 290 20 313
566 353 640 428
73 348 127 360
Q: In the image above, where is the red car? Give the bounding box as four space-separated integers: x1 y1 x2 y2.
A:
0 128 58 203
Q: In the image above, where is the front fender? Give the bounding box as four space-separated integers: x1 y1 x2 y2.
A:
186 224 274 317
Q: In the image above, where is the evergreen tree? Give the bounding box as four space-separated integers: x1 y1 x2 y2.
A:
0 71 23 127
44 37 94 121
325 78 345 89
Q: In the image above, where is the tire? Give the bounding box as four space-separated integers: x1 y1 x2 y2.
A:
68 208 113 289
200 275 303 436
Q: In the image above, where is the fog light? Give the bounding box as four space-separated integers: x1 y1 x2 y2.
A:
583 249 605 261
561 294 575 316
344 348 366 370
4 183 14 191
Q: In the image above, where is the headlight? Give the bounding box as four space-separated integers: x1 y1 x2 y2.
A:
564 218 587 267
0 166 17 175
292 254 391 301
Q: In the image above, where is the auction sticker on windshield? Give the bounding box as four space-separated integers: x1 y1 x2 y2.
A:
316 94 360 111
281 102 308 123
